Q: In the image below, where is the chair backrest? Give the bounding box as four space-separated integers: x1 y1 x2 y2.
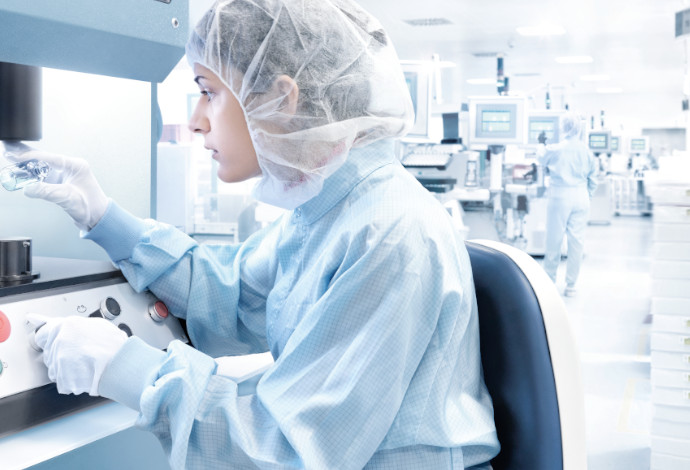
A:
465 240 586 470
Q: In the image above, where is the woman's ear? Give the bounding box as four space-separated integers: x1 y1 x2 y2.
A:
273 75 299 115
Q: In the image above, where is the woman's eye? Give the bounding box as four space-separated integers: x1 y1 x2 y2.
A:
200 90 215 102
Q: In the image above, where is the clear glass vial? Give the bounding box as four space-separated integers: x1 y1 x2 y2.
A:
0 160 50 191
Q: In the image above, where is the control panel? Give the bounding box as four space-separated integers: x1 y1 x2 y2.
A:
0 278 187 401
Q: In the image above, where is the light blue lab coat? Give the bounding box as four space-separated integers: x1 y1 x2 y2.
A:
89 140 499 469
538 138 598 285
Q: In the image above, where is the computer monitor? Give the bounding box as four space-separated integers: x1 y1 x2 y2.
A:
628 136 649 154
526 111 563 145
588 131 611 153
469 96 526 145
610 136 620 152
402 63 432 139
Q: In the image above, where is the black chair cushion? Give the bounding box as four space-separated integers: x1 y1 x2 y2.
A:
466 242 563 470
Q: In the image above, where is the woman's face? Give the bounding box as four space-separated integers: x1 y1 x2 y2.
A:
188 63 261 183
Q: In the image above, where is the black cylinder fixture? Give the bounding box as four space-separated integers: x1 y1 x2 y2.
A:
0 237 39 285
0 62 42 141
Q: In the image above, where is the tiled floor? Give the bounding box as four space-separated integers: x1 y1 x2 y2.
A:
464 207 654 469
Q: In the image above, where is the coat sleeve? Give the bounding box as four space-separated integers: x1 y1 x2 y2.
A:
587 151 599 198
85 202 281 356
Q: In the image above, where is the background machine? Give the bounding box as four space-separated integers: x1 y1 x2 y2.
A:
467 96 557 256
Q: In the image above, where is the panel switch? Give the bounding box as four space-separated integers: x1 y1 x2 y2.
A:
0 311 10 343
100 297 122 320
148 301 169 322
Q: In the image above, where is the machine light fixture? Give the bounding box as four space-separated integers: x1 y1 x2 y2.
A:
580 74 610 82
555 55 594 64
596 87 623 94
516 24 566 37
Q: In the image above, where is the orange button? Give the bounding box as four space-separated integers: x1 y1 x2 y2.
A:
0 311 11 343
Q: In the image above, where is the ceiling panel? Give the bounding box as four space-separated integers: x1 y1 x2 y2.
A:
356 0 689 130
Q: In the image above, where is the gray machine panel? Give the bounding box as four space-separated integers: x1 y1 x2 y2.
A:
0 258 188 437
0 0 188 82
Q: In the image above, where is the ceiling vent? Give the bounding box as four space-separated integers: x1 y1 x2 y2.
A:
404 18 453 27
513 72 542 77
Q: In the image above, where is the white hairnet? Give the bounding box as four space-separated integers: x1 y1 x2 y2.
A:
186 0 414 209
560 113 585 141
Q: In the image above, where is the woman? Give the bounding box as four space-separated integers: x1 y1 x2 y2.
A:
19 1 499 468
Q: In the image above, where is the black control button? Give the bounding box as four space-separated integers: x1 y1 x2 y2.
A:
100 297 121 320
117 323 132 337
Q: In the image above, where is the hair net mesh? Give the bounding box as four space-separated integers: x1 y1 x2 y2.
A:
560 113 586 141
186 0 414 209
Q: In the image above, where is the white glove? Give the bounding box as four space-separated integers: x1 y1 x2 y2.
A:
4 147 109 231
27 314 128 396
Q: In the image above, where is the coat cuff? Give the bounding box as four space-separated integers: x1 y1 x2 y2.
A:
83 201 148 262
98 336 167 411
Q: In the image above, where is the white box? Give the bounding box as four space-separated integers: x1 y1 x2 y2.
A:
651 332 690 353
654 404 690 422
652 386 690 407
652 417 690 439
652 298 690 316
652 279 690 299
655 205 690 224
653 315 690 334
652 435 690 458
652 351 690 371
654 223 690 243
653 242 690 261
652 369 690 388
651 451 690 470
648 185 690 205
652 260 690 280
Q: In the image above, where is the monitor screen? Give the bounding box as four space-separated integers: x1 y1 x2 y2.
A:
527 116 560 144
481 110 512 132
404 72 418 118
469 97 526 144
588 133 609 151
402 66 431 139
610 136 620 152
474 103 517 139
630 138 647 152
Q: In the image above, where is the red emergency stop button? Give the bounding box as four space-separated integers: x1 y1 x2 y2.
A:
0 311 11 343
148 301 169 322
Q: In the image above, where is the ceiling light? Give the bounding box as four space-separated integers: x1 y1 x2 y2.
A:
516 24 566 37
596 87 623 94
400 59 457 69
580 74 610 82
513 72 542 77
404 18 453 27
555 55 594 64
466 78 498 85
472 52 499 58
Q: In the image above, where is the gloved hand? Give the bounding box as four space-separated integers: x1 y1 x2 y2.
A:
3 146 109 231
26 314 128 396
538 131 547 145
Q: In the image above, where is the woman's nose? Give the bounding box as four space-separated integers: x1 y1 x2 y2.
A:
188 102 209 134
